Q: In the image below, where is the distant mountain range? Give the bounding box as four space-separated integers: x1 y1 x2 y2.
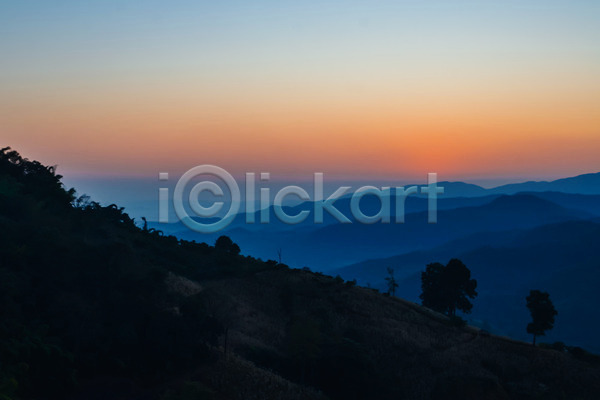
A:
433 172 600 197
158 192 597 271
489 172 600 195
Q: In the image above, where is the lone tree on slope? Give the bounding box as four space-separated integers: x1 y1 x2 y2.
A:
526 290 557 346
420 259 477 316
385 267 399 296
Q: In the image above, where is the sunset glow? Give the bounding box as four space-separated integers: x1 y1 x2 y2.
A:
1 1 599 181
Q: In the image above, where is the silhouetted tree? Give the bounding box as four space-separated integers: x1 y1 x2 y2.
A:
215 235 241 255
526 290 557 346
420 259 477 316
385 267 399 296
420 262 446 312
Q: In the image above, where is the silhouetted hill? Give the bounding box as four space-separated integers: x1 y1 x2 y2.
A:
2 147 600 400
420 173 600 197
420 181 489 197
490 172 600 195
521 191 600 215
368 173 600 198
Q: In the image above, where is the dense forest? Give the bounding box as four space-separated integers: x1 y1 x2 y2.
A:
1 147 600 400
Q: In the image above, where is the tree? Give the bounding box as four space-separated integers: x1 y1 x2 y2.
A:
526 290 557 346
420 259 477 316
385 267 399 296
420 262 446 312
215 235 240 255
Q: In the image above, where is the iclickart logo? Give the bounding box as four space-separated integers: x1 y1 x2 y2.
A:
158 166 443 234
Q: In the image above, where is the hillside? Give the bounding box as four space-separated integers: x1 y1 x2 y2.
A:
335 220 600 351
2 147 600 400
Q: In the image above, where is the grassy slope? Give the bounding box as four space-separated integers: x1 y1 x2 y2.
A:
202 269 600 399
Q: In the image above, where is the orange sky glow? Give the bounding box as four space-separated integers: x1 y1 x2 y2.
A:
1 1 599 183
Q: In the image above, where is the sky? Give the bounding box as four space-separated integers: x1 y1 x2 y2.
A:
1 0 599 184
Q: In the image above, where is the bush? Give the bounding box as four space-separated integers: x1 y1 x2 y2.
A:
566 346 600 364
539 342 566 352
448 316 467 328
